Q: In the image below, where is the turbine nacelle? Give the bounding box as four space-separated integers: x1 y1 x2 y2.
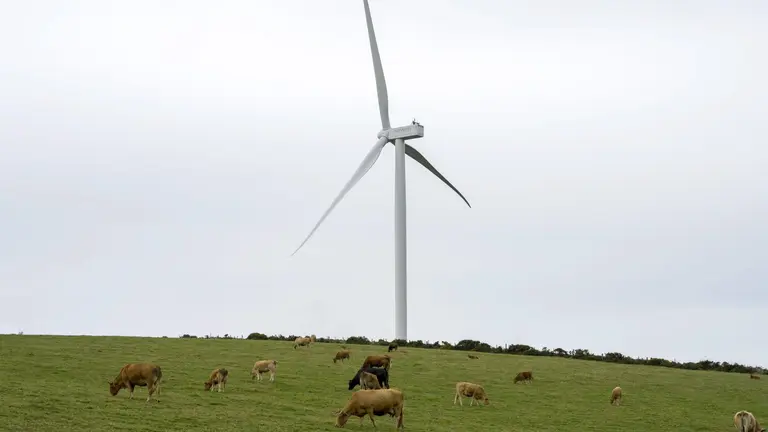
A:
381 124 425 141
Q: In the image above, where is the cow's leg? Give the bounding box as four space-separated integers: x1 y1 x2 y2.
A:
453 391 458 405
127 384 134 399
270 371 275 382
470 397 475 406
366 408 376 428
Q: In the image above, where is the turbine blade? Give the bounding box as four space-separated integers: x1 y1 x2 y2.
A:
363 0 390 130
404 143 471 208
291 136 390 256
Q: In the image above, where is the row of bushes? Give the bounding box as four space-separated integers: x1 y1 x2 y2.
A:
177 332 765 375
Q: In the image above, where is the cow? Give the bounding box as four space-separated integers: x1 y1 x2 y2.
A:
750 374 762 380
468 354 479 360
610 386 622 406
294 335 316 349
453 381 489 406
108 363 163 402
388 342 398 352
204 368 228 392
333 388 404 430
251 359 278 382
513 371 533 384
361 354 391 371
360 371 382 390
348 367 390 390
734 410 766 432
333 350 351 364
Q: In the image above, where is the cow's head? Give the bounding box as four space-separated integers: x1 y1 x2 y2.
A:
204 380 213 391
107 381 120 396
347 379 358 390
334 410 350 427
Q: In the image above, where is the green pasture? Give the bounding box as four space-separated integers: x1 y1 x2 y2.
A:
0 335 764 431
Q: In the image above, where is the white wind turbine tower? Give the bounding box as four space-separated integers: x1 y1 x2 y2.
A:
291 0 471 341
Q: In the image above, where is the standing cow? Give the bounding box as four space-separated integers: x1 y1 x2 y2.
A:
108 363 163 402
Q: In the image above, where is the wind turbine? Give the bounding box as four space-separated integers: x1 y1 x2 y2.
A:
291 0 471 341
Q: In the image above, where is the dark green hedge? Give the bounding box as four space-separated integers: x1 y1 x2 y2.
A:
176 333 765 375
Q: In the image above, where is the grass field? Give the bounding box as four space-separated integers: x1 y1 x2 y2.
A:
0 335 764 431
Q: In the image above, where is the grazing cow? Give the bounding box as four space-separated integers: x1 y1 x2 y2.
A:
468 354 479 360
108 363 163 402
251 359 278 382
294 335 315 349
388 342 398 352
204 368 229 392
362 354 391 371
610 386 623 406
454 381 489 406
750 374 762 380
348 367 390 390
513 371 533 384
334 388 404 430
333 350 351 364
360 371 382 390
734 410 765 432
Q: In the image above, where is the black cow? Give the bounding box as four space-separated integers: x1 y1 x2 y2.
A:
348 367 390 390
388 342 398 352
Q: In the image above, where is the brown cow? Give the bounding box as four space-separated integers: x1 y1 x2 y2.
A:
360 371 382 390
334 350 351 364
294 336 313 349
361 355 391 370
750 374 762 380
468 354 479 360
108 363 163 402
454 381 489 406
610 386 622 406
513 371 533 384
251 359 278 382
334 388 404 429
204 368 229 392
734 410 766 432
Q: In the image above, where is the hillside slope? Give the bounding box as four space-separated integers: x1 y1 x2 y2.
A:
0 335 764 431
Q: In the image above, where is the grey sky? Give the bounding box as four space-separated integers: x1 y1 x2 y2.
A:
1 0 766 366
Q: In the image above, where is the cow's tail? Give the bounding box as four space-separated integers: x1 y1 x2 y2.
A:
153 366 163 384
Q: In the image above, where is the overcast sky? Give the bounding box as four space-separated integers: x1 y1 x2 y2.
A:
1 0 766 367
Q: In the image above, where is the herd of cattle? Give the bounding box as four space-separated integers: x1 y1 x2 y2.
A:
105 336 765 431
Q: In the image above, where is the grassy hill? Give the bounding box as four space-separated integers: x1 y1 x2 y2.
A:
0 334 764 431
